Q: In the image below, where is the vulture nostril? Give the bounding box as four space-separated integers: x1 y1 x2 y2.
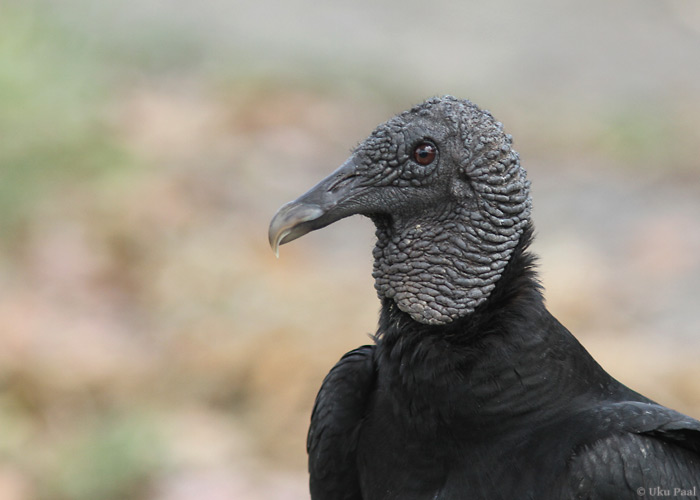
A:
329 174 359 193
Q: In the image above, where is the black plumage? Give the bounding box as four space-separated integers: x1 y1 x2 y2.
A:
269 96 700 499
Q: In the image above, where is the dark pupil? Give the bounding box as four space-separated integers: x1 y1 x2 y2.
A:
414 143 436 165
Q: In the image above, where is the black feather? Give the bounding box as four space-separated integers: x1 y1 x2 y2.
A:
277 97 700 499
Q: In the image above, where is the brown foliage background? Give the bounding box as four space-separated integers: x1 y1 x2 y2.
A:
1 1 699 498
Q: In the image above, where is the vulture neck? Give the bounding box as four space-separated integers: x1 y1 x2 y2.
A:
374 224 610 434
371 199 530 326
376 222 542 344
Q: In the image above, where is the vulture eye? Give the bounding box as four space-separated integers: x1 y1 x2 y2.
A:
413 142 437 166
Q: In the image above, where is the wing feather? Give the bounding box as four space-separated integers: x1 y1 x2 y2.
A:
308 345 376 500
561 403 700 498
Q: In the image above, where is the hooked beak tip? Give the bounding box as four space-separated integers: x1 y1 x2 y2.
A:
268 156 364 256
268 203 324 256
269 228 289 258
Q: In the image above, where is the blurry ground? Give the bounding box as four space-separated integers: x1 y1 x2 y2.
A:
1 0 700 499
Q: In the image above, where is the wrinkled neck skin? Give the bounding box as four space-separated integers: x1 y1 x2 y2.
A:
371 193 530 325
372 225 612 436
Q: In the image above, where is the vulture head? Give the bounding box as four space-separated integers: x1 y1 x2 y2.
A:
269 96 532 325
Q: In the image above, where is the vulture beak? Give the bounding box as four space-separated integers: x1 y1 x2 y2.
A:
269 158 364 257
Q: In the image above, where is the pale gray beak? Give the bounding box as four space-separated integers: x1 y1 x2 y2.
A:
268 158 364 257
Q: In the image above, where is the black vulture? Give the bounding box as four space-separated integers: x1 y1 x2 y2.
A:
268 96 700 499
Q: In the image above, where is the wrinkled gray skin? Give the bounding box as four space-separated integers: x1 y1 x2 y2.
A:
269 96 532 325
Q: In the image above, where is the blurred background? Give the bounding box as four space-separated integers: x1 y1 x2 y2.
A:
1 0 700 498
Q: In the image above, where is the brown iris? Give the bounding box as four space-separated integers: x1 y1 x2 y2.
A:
413 142 437 165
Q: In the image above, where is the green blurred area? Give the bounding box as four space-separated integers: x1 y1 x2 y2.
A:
0 1 699 499
0 4 121 241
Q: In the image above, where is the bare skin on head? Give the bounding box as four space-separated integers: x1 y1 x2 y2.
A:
269 96 700 500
